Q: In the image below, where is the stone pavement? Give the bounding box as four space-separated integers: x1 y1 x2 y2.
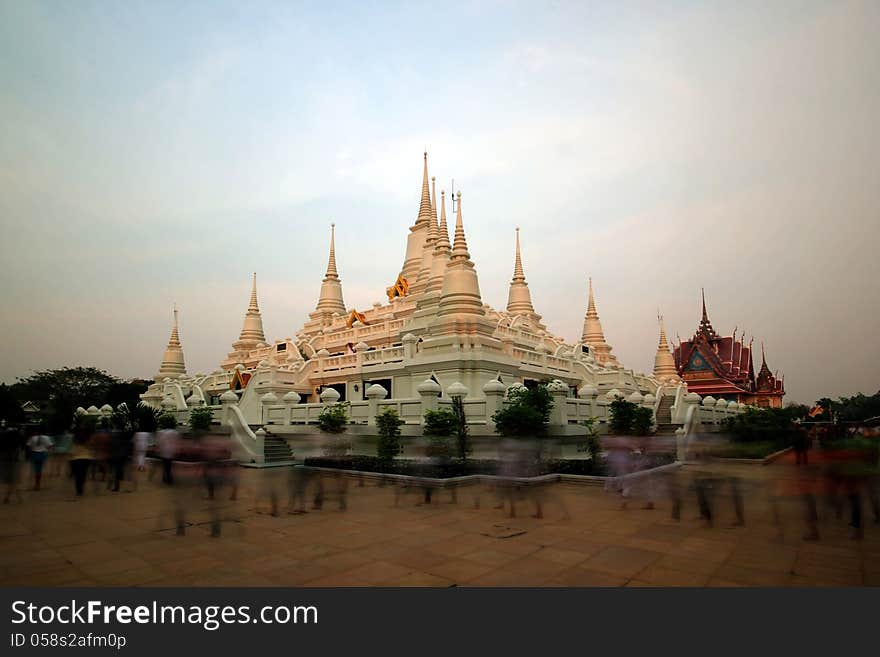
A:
1 459 878 587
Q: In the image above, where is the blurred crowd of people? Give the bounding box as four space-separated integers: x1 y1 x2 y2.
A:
2 416 878 546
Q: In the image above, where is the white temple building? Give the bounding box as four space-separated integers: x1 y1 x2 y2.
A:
141 153 742 461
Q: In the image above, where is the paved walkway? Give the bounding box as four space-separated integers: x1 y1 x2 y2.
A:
1 458 878 587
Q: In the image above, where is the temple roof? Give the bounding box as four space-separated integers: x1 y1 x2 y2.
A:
674 291 784 398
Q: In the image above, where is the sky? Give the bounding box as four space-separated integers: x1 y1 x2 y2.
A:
1 0 878 404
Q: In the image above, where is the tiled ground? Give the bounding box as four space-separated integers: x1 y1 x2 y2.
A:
1 460 879 587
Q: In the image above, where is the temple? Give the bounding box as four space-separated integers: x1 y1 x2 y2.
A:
673 291 785 408
139 152 771 460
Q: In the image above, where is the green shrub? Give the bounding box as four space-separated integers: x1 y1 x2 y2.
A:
492 384 553 437
376 408 404 462
317 402 349 434
113 402 162 432
423 409 457 436
157 413 178 430
723 407 798 445
188 406 213 433
609 397 637 434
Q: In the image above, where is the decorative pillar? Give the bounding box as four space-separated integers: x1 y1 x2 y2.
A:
261 392 279 425
482 376 506 430
219 390 239 426
402 333 418 360
282 391 301 425
320 387 341 406
417 377 442 417
365 383 388 426
547 379 569 429
578 384 598 421
254 427 267 463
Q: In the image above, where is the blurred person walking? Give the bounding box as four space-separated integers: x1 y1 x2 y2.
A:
69 429 94 498
26 427 53 491
109 429 132 492
158 426 179 485
0 424 24 504
51 430 73 478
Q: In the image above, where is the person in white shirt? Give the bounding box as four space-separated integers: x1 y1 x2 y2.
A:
131 431 151 491
26 429 54 491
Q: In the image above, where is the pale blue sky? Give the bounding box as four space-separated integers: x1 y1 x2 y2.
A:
2 0 879 404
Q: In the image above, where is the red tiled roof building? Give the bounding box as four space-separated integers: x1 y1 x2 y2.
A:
673 291 785 408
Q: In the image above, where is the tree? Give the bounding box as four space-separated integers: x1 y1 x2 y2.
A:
0 384 25 424
608 398 638 434
451 396 471 461
492 384 553 437
11 367 120 433
633 407 654 436
722 407 799 444
376 408 404 464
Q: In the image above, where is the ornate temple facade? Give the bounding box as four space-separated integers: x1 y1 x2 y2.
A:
673 292 785 408
140 153 766 449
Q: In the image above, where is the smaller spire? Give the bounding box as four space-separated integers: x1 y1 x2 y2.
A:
237 272 266 345
435 190 451 250
653 311 677 380
169 304 181 347
697 288 718 339
586 277 597 317
506 226 539 319
248 272 259 312
427 177 438 243
325 223 339 280
450 190 470 260
158 303 186 378
658 313 668 348
512 227 525 282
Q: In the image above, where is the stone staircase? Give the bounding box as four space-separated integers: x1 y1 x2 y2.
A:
654 396 678 434
264 435 294 463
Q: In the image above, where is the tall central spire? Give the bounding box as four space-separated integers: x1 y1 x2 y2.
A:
417 151 433 225
581 277 618 366
325 223 339 280
512 227 525 281
397 152 434 286
312 223 346 319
